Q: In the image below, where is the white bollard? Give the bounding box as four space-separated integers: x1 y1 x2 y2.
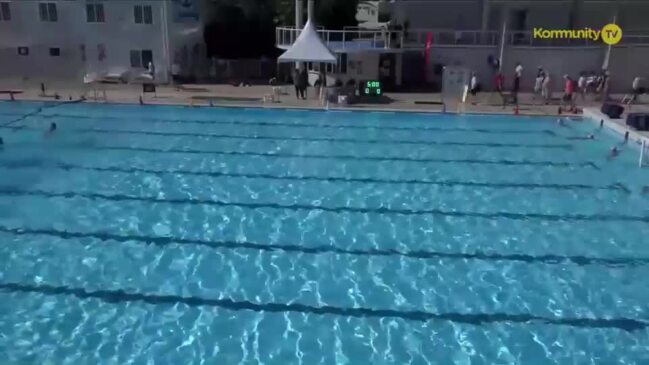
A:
640 140 646 167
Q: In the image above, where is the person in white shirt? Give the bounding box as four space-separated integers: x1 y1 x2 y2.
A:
469 73 479 104
630 76 644 103
577 73 587 101
533 67 545 102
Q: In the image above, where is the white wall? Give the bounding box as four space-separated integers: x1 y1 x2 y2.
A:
394 0 482 29
503 47 604 90
486 1 572 31
393 0 649 31
580 1 649 31
346 52 380 82
426 46 497 83
0 0 202 83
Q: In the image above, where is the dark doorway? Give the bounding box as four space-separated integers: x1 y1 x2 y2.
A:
510 9 528 44
141 50 153 67
510 9 527 30
379 53 396 91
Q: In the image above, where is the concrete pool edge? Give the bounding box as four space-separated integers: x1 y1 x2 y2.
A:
583 107 649 148
2 98 569 118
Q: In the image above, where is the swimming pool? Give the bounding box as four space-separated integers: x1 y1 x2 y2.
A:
0 101 648 364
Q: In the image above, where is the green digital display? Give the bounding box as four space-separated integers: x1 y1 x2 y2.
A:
361 80 382 96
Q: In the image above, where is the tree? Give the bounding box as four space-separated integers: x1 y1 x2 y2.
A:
203 0 278 59
316 0 358 30
273 0 358 29
274 0 294 26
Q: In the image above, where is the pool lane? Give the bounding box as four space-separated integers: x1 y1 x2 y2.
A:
0 282 645 332
1 231 648 327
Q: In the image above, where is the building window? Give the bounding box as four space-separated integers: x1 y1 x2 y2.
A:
49 47 60 56
339 53 348 73
130 49 153 68
134 5 152 24
18 47 29 56
39 2 58 22
86 2 105 23
0 2 11 21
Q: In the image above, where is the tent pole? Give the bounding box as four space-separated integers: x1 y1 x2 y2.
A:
307 0 314 20
295 0 304 70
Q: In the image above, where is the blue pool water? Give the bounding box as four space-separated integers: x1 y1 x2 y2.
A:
0 101 648 364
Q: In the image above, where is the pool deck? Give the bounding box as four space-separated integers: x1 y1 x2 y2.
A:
582 105 649 146
3 81 649 144
0 82 582 114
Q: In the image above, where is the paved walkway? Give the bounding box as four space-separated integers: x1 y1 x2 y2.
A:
1 82 613 115
3 82 649 145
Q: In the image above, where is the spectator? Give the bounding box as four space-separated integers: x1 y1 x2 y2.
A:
533 67 545 102
542 72 552 104
578 72 587 101
299 68 308 100
469 72 479 104
293 68 302 99
562 75 576 112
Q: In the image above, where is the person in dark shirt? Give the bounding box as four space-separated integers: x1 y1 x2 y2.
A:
299 68 308 100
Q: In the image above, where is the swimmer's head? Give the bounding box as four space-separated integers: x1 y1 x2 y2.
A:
588 134 594 139
0 136 3 145
49 122 57 131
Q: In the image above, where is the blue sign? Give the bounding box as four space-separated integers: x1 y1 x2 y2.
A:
173 0 199 22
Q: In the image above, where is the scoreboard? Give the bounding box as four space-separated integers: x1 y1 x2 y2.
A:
360 80 383 96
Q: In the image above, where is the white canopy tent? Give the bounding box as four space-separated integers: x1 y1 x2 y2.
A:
278 20 337 64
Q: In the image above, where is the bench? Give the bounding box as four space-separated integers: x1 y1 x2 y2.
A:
0 90 23 101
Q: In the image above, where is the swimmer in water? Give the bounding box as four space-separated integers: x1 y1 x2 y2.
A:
607 146 620 160
44 122 57 137
567 134 595 140
0 136 4 150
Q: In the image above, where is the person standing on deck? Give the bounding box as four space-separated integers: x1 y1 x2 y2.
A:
299 68 308 100
578 72 587 101
533 67 545 103
293 68 302 99
542 72 552 104
562 75 576 112
469 73 479 104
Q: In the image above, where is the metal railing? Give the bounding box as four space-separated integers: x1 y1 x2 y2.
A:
404 29 500 47
276 26 649 50
276 26 391 50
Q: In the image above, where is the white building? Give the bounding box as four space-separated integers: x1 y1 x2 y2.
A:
277 0 649 92
388 0 649 31
0 0 204 83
